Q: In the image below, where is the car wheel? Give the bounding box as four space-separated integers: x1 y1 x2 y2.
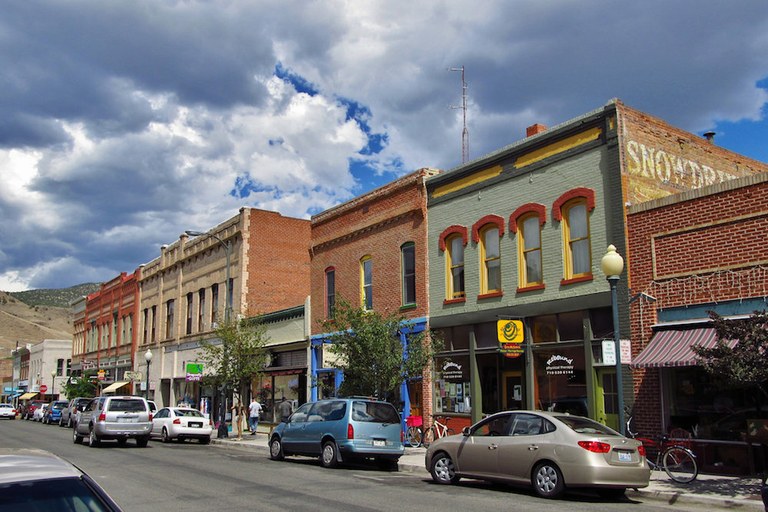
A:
320 441 339 468
59 418 64 427
88 429 100 448
532 461 565 499
430 452 460 484
200 436 211 445
73 429 83 444
136 436 150 448
161 427 171 443
269 437 284 461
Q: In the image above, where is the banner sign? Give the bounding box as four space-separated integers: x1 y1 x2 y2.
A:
497 319 525 358
186 363 204 382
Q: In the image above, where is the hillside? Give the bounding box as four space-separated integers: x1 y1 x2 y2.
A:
0 285 95 354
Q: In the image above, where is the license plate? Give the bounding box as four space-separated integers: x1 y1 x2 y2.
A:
117 417 136 423
189 422 202 428
373 439 385 447
618 451 633 462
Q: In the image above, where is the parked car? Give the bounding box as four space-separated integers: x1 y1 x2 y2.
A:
151 407 213 444
0 403 15 419
425 410 650 499
147 400 158 414
73 396 153 448
60 397 93 428
23 400 47 420
0 448 123 511
269 397 404 469
32 403 50 422
44 400 70 425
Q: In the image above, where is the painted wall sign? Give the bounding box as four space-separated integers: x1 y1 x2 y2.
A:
441 360 464 381
545 354 575 376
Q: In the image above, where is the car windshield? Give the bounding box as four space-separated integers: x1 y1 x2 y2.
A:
0 477 115 512
107 399 146 413
556 415 619 435
351 401 400 424
174 409 203 417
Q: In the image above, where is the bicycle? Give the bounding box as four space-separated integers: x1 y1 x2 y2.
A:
405 415 423 448
423 416 456 446
626 415 698 483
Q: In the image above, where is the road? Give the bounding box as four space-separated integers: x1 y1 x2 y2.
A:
2 418 704 512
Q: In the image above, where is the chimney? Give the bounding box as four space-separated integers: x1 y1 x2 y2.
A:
526 123 547 137
703 131 716 144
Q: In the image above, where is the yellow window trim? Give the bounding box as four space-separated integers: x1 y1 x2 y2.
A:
517 214 543 288
479 225 500 294
562 200 591 279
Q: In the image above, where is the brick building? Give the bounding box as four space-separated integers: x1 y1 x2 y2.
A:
309 168 439 420
137 207 311 410
425 99 766 433
627 172 768 474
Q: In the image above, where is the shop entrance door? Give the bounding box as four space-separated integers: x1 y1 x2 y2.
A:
596 368 619 430
502 371 524 410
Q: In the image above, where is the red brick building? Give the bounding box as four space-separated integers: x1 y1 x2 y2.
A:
309 168 440 420
627 172 768 474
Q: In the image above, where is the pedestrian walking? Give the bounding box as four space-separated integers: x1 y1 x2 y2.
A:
248 398 263 435
278 396 293 422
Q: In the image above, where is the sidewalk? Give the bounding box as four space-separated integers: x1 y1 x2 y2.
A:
211 427 766 510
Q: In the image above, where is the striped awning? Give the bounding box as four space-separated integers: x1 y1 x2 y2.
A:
101 381 130 394
632 327 733 368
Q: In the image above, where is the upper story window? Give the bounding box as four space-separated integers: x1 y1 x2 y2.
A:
401 243 416 306
553 188 595 284
186 292 194 335
563 200 591 278
165 299 175 339
479 225 501 294
518 214 543 288
211 284 219 324
151 305 157 342
439 225 468 302
325 267 336 318
360 256 373 310
198 289 205 331
142 308 149 344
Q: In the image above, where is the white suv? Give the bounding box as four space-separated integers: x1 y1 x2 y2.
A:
73 396 153 448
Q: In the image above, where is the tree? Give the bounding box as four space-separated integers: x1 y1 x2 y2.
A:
693 310 768 400
198 316 270 437
320 299 442 403
62 371 97 399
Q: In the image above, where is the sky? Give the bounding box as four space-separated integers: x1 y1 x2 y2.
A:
1 1 768 292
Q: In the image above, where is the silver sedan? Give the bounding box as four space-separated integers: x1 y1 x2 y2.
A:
425 410 650 499
151 407 213 444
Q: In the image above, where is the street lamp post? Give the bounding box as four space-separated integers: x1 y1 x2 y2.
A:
51 369 57 399
144 349 153 400
601 244 626 435
185 229 232 438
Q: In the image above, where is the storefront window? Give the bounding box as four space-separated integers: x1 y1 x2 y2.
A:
531 315 558 343
533 345 586 413
434 356 471 414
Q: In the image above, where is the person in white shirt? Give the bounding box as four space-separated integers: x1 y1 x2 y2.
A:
248 398 263 435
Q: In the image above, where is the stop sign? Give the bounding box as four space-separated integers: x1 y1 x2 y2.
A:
39 385 48 393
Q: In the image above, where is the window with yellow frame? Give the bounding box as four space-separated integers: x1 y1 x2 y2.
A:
479 225 501 294
360 255 373 310
517 214 543 287
562 199 591 279
446 235 465 299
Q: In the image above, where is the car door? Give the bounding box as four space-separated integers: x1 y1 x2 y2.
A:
281 403 313 454
497 412 551 482
455 413 513 479
152 408 169 436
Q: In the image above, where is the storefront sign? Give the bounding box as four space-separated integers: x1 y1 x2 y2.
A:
186 363 204 382
441 361 464 381
545 354 575 376
497 319 525 358
602 340 617 365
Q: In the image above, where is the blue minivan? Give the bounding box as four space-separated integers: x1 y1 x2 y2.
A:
269 397 404 469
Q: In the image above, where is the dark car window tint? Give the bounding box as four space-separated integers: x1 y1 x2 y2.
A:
0 477 114 512
108 399 146 412
351 401 399 424
472 414 512 437
176 409 203 417
556 415 618 435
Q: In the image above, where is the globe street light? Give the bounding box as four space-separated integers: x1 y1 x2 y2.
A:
601 244 626 435
185 229 232 438
144 349 153 400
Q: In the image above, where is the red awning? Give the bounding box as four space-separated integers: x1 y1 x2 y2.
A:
632 327 734 368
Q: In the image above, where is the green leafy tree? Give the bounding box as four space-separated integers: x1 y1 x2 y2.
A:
693 310 768 399
198 316 270 432
320 299 442 402
62 371 98 399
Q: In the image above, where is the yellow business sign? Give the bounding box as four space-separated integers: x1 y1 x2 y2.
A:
497 320 525 358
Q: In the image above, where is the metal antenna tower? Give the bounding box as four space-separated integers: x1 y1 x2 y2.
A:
449 66 469 163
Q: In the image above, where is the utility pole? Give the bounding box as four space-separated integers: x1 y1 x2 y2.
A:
449 66 469 163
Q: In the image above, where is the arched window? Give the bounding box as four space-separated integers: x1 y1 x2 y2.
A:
518 214 543 289
400 243 416 306
479 225 501 294
360 256 373 310
562 199 591 279
446 235 465 300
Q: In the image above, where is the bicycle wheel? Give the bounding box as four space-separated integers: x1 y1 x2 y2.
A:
423 426 437 446
662 446 697 483
406 426 422 448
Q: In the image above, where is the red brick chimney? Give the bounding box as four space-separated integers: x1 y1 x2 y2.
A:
526 123 547 137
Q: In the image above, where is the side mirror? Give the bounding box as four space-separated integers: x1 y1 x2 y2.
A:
462 426 471 436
